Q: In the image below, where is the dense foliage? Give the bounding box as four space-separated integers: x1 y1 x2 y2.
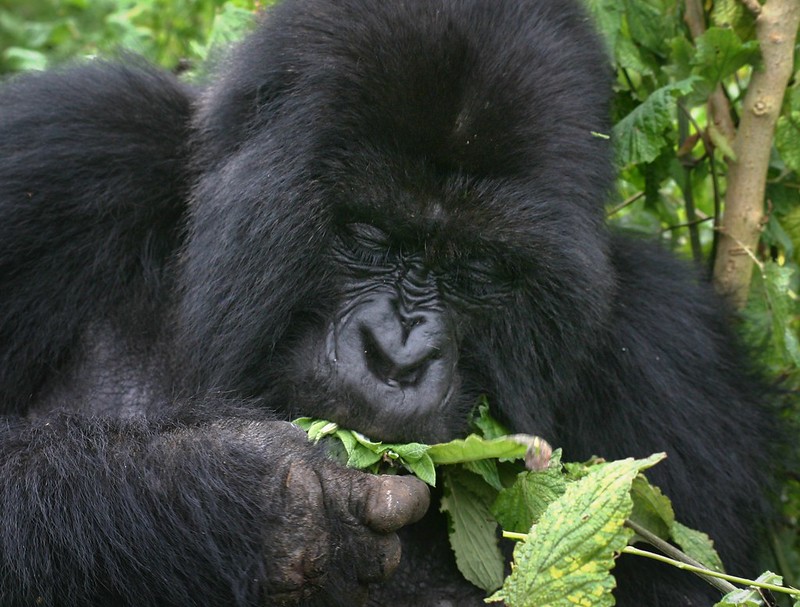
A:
2 0 798 601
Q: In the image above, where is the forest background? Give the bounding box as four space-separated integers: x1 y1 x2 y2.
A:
1 0 798 593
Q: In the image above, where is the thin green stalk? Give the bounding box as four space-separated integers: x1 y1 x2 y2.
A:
622 547 800 598
623 519 734 594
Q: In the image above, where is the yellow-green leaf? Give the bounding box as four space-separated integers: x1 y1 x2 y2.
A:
487 454 664 607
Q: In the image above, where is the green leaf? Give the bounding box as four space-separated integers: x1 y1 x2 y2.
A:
400 452 436 487
427 434 546 466
692 27 760 90
707 121 737 161
615 33 653 75
295 415 550 487
3 47 48 71
464 459 504 492
191 5 256 63
492 452 566 534
487 454 664 607
762 262 800 367
714 589 764 607
389 441 430 462
583 0 622 60
711 0 757 43
440 467 505 592
628 475 726 573
343 441 383 469
471 401 511 439
671 521 725 573
664 35 696 81
622 0 675 55
295 419 437 482
310 420 339 441
294 417 340 441
776 85 800 173
613 78 696 166
628 475 675 541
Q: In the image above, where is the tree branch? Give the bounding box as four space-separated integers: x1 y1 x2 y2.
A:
684 0 738 143
712 0 800 307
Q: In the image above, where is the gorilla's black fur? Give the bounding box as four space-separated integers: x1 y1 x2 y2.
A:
0 0 775 605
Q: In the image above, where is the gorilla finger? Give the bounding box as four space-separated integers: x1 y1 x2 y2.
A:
355 531 402 583
363 475 430 533
284 460 325 517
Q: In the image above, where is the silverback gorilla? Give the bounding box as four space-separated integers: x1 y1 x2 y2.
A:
0 0 775 605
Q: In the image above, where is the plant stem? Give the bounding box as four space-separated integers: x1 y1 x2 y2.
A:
623 519 734 594
622 547 799 597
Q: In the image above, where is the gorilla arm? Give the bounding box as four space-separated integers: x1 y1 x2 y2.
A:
0 412 428 606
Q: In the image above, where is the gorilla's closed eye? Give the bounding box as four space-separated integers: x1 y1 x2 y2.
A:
438 258 515 304
337 223 394 267
344 223 390 248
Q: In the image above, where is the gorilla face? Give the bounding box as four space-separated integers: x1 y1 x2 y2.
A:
293 201 536 442
307 221 464 441
179 0 617 444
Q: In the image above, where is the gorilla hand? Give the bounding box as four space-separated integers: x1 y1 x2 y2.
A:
262 425 430 605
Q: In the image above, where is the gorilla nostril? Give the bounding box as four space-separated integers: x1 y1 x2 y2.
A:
361 329 430 388
400 314 425 333
362 331 394 384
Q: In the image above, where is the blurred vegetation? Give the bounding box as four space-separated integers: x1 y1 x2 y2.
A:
0 0 263 74
1 0 798 597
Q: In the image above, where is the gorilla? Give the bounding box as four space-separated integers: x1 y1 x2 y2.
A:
0 0 776 605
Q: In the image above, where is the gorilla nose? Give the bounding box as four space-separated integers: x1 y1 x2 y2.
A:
331 295 457 416
361 319 441 387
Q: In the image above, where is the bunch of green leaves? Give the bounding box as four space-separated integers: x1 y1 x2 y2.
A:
296 404 800 606
585 0 799 390
294 406 549 488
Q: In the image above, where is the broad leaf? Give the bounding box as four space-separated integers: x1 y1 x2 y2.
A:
427 434 548 466
613 78 696 166
628 475 674 541
492 452 566 533
671 521 725 573
487 454 664 607
714 572 785 606
440 467 505 592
